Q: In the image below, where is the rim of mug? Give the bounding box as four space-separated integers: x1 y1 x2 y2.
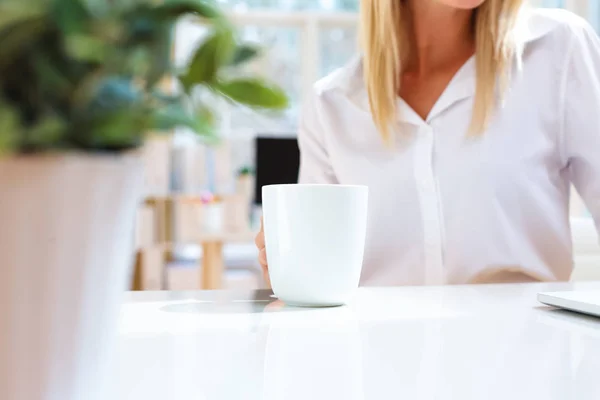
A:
262 183 367 189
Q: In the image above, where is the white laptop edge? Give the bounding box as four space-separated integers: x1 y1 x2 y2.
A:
538 291 600 318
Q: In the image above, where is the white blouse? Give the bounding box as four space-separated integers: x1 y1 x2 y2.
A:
297 9 600 286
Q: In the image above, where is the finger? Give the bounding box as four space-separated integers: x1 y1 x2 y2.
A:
254 218 265 249
254 233 264 249
258 249 271 288
263 267 271 288
264 299 283 311
259 248 268 267
255 232 265 249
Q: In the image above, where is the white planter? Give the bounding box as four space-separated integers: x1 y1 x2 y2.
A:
0 153 144 400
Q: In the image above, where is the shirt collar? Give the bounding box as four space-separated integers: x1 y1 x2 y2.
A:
320 7 559 125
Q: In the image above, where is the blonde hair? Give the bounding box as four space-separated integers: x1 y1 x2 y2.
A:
359 0 524 141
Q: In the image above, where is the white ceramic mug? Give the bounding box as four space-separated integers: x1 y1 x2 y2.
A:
262 184 368 306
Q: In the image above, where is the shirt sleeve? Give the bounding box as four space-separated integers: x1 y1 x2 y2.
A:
563 21 600 227
297 89 338 184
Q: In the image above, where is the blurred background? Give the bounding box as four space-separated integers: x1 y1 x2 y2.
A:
135 0 600 292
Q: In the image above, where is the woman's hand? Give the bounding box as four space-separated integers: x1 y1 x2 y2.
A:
255 218 270 287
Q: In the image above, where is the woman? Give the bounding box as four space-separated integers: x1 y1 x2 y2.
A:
255 0 600 286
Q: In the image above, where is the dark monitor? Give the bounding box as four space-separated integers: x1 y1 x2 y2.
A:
254 136 300 205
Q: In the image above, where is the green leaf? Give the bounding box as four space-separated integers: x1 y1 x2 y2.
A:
229 44 260 66
51 0 89 35
151 90 181 106
0 1 46 32
71 72 107 110
152 0 224 20
64 34 110 63
89 78 141 110
74 78 148 149
193 106 218 142
123 8 176 86
84 109 146 150
32 52 72 93
27 114 66 148
151 102 215 141
128 14 159 42
89 18 124 42
123 47 152 78
0 17 48 66
152 103 193 131
214 78 289 110
0 0 285 154
146 22 174 87
180 28 235 91
0 103 21 154
84 0 111 17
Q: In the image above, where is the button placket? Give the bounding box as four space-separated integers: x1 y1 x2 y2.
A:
414 125 445 285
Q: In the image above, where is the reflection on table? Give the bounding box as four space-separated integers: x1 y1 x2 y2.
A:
115 282 600 400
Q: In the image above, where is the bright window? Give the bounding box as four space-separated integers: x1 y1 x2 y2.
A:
205 0 599 135
173 0 600 192
216 0 359 11
591 0 600 32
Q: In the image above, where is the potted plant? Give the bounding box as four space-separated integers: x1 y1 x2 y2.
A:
0 1 287 399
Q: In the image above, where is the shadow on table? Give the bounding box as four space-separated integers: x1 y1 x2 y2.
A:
158 290 328 314
536 306 600 338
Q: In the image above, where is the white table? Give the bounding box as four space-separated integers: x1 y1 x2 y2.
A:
116 282 600 400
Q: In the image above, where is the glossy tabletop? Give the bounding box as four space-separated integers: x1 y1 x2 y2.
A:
115 282 600 400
